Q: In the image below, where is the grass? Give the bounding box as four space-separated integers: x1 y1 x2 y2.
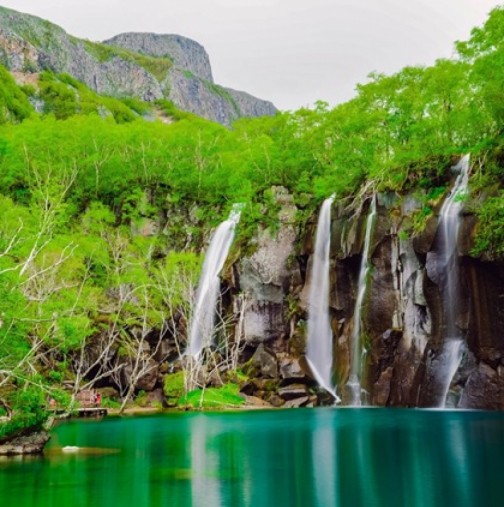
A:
83 41 173 81
154 98 194 121
178 384 245 409
203 81 241 116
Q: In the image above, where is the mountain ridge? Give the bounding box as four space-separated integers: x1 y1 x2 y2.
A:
0 6 276 125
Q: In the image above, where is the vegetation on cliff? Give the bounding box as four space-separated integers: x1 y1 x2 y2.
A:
0 5 276 126
0 7 503 436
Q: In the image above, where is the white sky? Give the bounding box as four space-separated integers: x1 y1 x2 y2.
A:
0 0 501 110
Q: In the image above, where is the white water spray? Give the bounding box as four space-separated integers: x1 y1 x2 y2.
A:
348 195 377 406
306 195 340 401
188 205 242 359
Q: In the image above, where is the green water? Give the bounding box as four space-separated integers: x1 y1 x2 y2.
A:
1 409 503 507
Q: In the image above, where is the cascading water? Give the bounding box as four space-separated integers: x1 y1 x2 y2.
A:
188 205 242 359
433 155 470 407
306 195 339 401
347 195 377 406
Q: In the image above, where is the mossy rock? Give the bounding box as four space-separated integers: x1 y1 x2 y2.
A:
223 369 249 386
178 384 245 409
163 371 186 406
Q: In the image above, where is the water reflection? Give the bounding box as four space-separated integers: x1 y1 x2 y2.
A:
0 409 503 507
312 421 337 506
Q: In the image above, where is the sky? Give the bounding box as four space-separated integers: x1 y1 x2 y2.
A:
0 0 501 110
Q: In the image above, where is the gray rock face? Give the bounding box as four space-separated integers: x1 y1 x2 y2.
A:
459 363 504 410
105 32 213 82
166 68 245 125
237 187 300 346
121 360 159 392
0 6 276 125
280 358 305 380
251 344 278 378
0 8 164 100
293 182 504 409
0 430 50 455
225 87 277 118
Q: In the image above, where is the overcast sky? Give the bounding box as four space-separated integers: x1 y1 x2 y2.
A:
0 0 501 110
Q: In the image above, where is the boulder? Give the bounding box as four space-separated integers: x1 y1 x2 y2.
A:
251 345 278 379
279 358 305 380
277 384 309 400
268 394 286 407
459 363 504 410
97 387 120 402
0 430 50 455
137 388 165 408
122 360 159 392
284 396 310 408
242 395 273 409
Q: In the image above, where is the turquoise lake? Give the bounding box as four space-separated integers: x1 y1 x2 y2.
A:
1 408 503 506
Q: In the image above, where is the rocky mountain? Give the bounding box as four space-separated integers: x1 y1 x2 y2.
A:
0 6 276 125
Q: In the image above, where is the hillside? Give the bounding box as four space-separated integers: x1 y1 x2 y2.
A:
0 6 276 125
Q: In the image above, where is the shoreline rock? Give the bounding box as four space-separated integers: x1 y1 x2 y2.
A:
0 430 50 456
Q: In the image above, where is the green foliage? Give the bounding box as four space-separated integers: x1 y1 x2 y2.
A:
39 72 79 118
225 369 249 384
203 81 240 115
0 386 48 442
155 99 193 121
179 384 245 409
121 97 151 116
131 53 172 82
82 40 118 62
0 64 33 123
163 371 186 404
38 71 141 122
83 41 172 81
101 397 121 409
472 191 504 257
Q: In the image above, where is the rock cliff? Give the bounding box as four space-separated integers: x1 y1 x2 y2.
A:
104 32 213 82
221 171 504 409
0 6 276 125
52 167 503 411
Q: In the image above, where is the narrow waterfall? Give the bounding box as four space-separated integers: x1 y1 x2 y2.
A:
306 195 339 401
347 195 377 406
436 155 470 407
188 205 242 359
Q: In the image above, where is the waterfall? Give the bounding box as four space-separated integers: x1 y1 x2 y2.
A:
188 205 242 359
347 195 377 406
306 195 339 401
435 155 470 407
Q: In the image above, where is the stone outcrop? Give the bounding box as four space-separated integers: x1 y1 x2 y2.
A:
236 187 301 349
0 430 50 455
227 176 503 410
105 32 213 82
0 6 276 125
292 183 504 409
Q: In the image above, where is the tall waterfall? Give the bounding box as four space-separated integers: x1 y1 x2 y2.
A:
188 205 242 359
347 195 377 406
306 195 339 401
435 155 470 407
